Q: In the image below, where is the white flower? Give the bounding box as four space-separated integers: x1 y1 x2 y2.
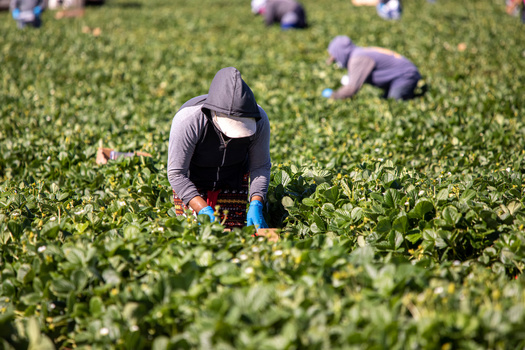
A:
252 246 259 253
453 260 461 266
50 216 56 221
434 287 444 294
404 201 409 205
244 267 254 274
239 254 248 261
118 201 126 206
38 246 46 253
99 327 109 336
418 190 425 196
506 167 511 172
274 250 283 256
231 258 240 264
378 158 383 162
130 325 139 332
75 209 85 215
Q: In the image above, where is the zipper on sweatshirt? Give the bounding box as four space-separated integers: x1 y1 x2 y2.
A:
213 134 231 189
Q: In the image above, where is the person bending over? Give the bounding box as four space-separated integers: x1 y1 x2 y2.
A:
167 67 271 230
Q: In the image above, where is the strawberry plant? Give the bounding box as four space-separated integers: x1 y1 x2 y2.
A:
1 0 525 348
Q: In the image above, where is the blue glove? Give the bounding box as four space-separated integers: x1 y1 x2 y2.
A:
322 88 333 98
247 200 268 229
33 5 42 15
12 8 20 19
198 206 215 223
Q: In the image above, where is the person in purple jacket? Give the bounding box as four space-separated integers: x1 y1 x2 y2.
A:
10 0 45 28
323 36 422 101
167 67 271 231
251 0 307 30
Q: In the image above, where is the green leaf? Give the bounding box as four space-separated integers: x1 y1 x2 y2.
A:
436 188 449 203
51 278 76 296
72 270 88 291
405 233 422 244
7 221 22 236
89 296 104 317
41 222 60 238
17 264 34 284
389 231 404 250
392 214 408 234
351 207 363 223
506 201 522 216
302 198 317 207
102 269 121 285
75 222 89 234
123 224 141 240
410 198 434 219
311 213 326 231
376 218 391 233
459 189 476 203
64 247 85 265
384 189 400 208
442 206 461 226
50 183 59 194
196 250 213 267
152 336 170 350
282 196 294 208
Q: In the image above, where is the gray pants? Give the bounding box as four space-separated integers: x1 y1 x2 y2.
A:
385 71 421 100
17 17 42 28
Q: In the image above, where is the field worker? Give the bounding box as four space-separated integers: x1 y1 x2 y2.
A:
376 0 402 20
323 35 421 101
167 67 271 230
251 0 308 30
10 0 45 28
506 0 525 23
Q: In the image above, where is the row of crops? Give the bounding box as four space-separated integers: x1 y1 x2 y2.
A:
1 0 525 348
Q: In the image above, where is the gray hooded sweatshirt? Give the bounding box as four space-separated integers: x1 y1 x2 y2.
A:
264 0 307 28
328 36 420 99
10 0 44 12
167 67 271 205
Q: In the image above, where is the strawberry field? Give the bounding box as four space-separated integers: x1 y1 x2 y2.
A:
1 0 525 348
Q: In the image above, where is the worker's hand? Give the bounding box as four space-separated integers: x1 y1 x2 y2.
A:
322 88 333 98
247 200 268 229
198 206 216 223
12 8 20 19
33 5 42 15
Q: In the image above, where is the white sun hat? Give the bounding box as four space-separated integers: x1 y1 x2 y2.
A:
213 111 256 138
251 0 267 14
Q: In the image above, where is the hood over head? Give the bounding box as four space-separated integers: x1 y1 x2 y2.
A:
327 36 356 68
202 67 260 138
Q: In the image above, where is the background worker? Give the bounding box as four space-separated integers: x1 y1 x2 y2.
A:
323 35 422 101
10 0 45 28
167 67 271 230
251 0 308 29
376 0 402 20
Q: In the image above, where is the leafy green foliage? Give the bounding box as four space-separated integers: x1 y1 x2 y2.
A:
1 0 525 348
